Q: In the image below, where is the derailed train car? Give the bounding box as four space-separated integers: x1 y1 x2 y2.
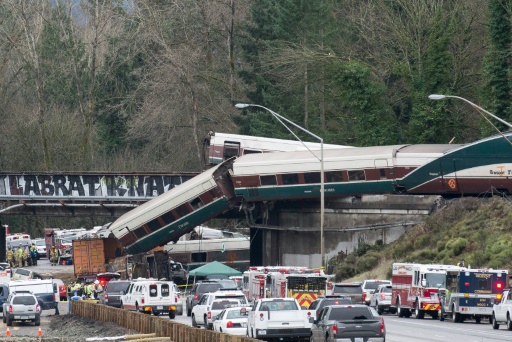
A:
110 132 512 254
109 158 237 254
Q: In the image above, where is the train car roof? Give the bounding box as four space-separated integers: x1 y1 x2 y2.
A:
396 144 463 154
108 162 225 234
210 132 352 150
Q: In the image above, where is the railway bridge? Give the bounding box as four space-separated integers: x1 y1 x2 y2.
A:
0 172 439 269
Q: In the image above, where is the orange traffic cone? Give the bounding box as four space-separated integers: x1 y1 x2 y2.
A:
5 327 10 337
37 326 42 337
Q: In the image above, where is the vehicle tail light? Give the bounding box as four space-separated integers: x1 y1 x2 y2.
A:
141 298 145 304
36 304 40 313
208 311 211 320
195 293 199 301
332 324 338 336
8 305 12 313
379 317 385 334
307 311 311 316
362 293 367 302
53 295 56 301
226 321 234 328
260 313 264 318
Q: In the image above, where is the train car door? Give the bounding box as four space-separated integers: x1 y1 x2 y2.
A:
439 159 459 192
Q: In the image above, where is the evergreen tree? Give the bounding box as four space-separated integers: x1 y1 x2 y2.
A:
482 0 512 134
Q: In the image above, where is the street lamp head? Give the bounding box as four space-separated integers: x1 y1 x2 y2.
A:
428 94 446 100
235 103 250 109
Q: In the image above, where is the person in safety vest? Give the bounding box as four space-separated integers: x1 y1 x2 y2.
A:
30 243 38 266
6 247 13 268
16 246 23 267
84 282 93 299
22 246 30 267
50 246 59 266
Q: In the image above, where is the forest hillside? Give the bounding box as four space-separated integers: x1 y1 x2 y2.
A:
334 196 512 283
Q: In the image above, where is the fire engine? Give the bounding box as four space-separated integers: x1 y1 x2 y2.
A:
267 269 330 308
391 263 454 319
440 268 508 323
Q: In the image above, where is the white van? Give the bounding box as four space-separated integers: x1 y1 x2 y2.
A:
8 279 59 310
121 279 179 318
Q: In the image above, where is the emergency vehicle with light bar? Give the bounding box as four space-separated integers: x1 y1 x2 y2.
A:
440 268 507 323
247 298 313 341
391 263 450 319
261 268 331 309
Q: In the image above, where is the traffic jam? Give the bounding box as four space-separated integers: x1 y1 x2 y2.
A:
176 263 512 341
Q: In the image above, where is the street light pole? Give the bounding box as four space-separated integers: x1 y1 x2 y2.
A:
428 94 512 129
235 103 325 268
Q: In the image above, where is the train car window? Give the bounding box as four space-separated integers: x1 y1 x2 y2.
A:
348 170 366 181
304 172 321 184
189 197 204 210
174 204 191 217
120 232 137 246
147 219 161 232
209 189 220 199
282 173 299 185
133 227 147 239
325 171 343 183
223 141 240 160
260 175 277 186
379 169 386 179
191 252 207 262
161 211 176 225
243 149 262 155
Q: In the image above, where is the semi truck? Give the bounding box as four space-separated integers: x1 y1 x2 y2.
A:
73 238 124 280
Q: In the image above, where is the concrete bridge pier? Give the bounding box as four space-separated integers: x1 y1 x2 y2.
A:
249 194 441 268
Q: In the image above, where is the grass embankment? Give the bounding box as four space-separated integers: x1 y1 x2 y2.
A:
332 196 512 282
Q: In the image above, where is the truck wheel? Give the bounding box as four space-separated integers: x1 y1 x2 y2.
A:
440 307 445 321
135 303 139 312
415 300 424 319
452 305 461 323
475 316 481 324
377 305 383 315
191 314 198 327
507 314 512 331
169 311 176 319
397 299 404 318
492 314 499 330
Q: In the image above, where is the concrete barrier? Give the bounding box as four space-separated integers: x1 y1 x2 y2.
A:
72 301 262 342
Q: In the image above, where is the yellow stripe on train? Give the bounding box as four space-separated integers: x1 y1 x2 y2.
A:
423 304 440 311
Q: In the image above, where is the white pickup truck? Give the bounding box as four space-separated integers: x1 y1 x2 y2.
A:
492 289 512 330
247 298 313 341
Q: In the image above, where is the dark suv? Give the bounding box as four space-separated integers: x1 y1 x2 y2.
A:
99 280 131 308
309 295 352 320
333 282 363 304
186 280 225 316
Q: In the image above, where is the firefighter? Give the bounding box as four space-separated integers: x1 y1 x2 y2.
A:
22 246 30 267
50 246 59 266
16 245 23 267
30 243 38 266
6 247 13 268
